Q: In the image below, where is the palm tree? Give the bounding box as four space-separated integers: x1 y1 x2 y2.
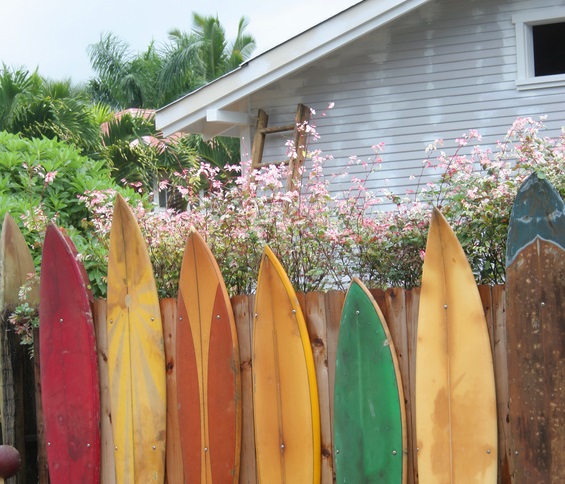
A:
87 34 163 109
159 13 256 104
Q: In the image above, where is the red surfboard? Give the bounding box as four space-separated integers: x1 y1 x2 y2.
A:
39 223 100 483
176 229 241 483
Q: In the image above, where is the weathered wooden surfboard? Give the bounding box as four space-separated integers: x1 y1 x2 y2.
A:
0 213 38 483
106 194 166 483
252 246 320 483
39 223 100 483
506 173 565 482
334 278 406 483
176 229 241 482
416 207 497 483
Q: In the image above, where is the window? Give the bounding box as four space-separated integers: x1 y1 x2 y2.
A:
513 8 565 90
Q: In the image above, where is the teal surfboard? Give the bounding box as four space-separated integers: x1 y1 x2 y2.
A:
334 278 406 483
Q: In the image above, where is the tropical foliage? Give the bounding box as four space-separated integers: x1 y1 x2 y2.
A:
0 65 100 155
0 131 143 295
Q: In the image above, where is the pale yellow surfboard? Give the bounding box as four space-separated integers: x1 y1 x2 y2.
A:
252 246 321 484
106 194 166 483
416 208 497 483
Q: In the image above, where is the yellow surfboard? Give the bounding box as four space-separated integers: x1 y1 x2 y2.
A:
106 194 166 483
252 246 320 484
416 208 497 483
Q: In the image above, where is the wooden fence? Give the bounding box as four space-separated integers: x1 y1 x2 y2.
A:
33 284 506 484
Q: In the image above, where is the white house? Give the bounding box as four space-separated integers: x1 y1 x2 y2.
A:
155 0 565 205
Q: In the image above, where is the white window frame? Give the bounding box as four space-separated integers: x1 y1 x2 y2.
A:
513 7 565 90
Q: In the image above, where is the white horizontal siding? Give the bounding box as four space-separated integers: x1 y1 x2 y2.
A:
248 0 565 207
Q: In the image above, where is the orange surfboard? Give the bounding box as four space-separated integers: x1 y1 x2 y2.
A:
252 246 320 483
176 229 241 482
416 208 497 483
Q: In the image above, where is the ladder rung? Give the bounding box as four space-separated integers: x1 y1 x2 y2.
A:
259 124 295 134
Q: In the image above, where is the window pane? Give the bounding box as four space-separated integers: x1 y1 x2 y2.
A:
533 22 565 77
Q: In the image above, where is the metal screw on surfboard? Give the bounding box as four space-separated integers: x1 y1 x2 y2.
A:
0 445 21 483
486 449 491 454
292 310 296 314
152 446 156 450
392 450 397 455
59 318 63 323
217 315 221 319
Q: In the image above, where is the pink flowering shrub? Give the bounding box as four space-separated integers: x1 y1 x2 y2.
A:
77 114 565 296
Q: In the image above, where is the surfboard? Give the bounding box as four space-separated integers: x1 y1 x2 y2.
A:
252 246 320 484
0 213 38 482
176 229 241 482
506 173 565 482
334 277 406 483
416 207 497 483
39 223 100 482
106 194 166 483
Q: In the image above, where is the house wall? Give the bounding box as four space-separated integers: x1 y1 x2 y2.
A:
248 0 565 207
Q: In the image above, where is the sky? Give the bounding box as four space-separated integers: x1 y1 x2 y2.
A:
0 0 360 83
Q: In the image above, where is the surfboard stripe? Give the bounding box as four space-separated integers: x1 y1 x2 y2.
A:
107 194 166 483
253 246 320 484
334 278 406 483
416 208 497 483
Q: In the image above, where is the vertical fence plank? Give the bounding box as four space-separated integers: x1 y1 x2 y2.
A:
478 286 495 357
1 313 26 484
302 292 333 484
232 294 256 484
160 299 183 484
405 287 420 484
492 285 510 484
93 300 116 484
33 327 48 484
384 288 412 483
324 289 344 481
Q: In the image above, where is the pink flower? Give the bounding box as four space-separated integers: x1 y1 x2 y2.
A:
44 171 57 184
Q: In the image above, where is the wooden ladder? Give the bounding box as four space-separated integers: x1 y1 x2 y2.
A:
250 103 311 191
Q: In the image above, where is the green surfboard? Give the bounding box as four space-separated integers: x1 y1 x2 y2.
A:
334 278 406 483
